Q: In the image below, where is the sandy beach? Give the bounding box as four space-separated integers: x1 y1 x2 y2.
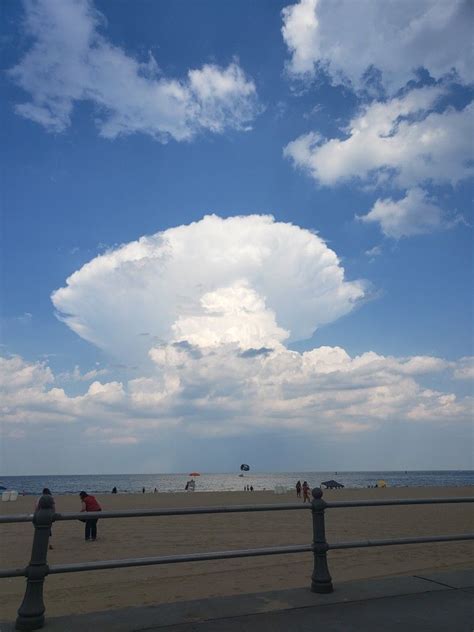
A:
1 486 472 619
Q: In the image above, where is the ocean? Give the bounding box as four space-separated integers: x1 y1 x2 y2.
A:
0 471 472 495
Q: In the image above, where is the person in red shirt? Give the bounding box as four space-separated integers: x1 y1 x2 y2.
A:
79 491 102 541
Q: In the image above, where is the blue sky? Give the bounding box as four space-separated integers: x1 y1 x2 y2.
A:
1 0 473 475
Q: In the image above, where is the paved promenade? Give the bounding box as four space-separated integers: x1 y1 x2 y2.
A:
2 569 472 631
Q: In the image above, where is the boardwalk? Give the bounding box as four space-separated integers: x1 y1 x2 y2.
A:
3 569 472 631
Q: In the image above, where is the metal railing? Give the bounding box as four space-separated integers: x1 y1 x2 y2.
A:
1 489 472 630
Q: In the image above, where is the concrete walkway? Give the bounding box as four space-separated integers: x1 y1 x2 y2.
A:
3 569 473 631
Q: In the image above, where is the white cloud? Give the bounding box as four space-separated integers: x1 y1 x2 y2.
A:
282 0 473 91
359 187 456 239
57 364 108 382
9 0 261 140
4 212 470 451
16 312 33 324
51 214 366 359
452 357 474 380
365 245 382 258
172 281 290 349
281 0 320 78
284 87 472 237
0 354 53 392
0 355 127 427
1 348 471 442
0 355 75 426
284 87 473 189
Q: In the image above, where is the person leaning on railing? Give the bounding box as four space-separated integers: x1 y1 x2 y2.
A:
79 491 102 542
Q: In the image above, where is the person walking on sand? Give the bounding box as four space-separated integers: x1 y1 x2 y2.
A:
302 481 311 503
36 488 55 549
79 491 102 541
296 480 301 498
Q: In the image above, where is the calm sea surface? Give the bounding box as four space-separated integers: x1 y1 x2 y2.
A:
0 471 472 495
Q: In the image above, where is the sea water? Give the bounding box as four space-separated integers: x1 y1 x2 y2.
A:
1 470 472 495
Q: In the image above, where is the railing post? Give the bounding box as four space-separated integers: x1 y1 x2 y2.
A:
15 495 55 631
310 487 333 593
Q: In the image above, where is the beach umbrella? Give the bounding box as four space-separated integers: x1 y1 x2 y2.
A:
321 480 344 489
188 472 200 476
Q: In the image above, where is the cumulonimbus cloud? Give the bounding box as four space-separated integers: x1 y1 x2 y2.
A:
281 0 473 91
51 214 366 359
4 209 473 443
32 213 471 444
9 0 261 141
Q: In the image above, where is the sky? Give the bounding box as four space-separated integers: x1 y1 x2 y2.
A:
1 0 473 475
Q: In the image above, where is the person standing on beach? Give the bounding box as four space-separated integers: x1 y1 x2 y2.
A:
296 481 301 498
79 491 102 541
302 481 311 503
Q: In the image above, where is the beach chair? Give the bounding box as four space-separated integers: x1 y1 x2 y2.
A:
2 491 11 502
9 490 18 501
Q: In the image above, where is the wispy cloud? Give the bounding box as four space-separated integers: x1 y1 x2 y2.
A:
10 0 261 141
16 312 33 325
57 364 109 383
364 245 382 258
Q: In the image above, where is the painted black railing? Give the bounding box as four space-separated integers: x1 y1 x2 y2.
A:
1 488 472 630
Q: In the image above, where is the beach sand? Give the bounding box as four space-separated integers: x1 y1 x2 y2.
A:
1 486 472 619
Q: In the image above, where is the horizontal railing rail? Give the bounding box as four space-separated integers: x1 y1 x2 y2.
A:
325 497 474 508
329 534 474 549
2 534 473 580
1 490 472 631
45 544 315 575
1 495 472 525
0 502 308 524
